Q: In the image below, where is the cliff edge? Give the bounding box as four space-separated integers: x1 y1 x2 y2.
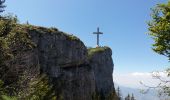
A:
0 22 117 100
88 47 116 99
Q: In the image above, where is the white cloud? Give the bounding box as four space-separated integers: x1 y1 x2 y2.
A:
113 71 170 89
131 72 151 76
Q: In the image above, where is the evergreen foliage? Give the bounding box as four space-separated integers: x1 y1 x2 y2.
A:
116 87 123 100
92 91 118 100
0 0 5 14
130 94 135 100
124 94 136 100
124 94 130 100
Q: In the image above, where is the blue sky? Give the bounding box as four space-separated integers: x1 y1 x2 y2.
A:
5 0 169 75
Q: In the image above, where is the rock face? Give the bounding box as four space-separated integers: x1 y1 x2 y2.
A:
88 47 116 98
27 27 95 100
5 25 117 100
52 64 95 100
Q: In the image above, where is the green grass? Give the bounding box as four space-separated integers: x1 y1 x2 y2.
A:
22 24 80 41
88 46 110 58
66 34 80 41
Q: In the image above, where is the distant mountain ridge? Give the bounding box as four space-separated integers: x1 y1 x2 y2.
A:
115 84 168 100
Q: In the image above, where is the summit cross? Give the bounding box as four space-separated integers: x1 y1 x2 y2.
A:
93 27 103 47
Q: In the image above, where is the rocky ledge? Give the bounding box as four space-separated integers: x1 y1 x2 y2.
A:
4 24 117 100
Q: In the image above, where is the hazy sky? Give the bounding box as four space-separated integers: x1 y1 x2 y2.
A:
5 0 170 87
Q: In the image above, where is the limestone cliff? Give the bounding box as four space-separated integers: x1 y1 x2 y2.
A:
2 24 117 100
88 47 116 98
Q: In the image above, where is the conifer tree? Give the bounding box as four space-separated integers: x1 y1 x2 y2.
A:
131 94 135 100
116 87 122 100
0 0 5 13
125 94 130 100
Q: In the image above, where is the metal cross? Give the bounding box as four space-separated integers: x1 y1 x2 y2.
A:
93 27 103 47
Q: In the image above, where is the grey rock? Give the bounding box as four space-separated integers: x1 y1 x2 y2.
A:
6 25 117 100
52 64 95 100
28 27 95 100
89 47 116 97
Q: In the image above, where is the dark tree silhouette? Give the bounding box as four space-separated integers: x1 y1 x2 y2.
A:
125 94 130 100
0 0 6 13
116 87 122 100
131 94 135 100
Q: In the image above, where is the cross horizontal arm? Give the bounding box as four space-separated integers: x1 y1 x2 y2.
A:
93 32 103 34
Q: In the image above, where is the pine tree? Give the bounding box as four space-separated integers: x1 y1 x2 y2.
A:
131 94 135 100
125 94 130 100
116 87 122 100
0 0 5 13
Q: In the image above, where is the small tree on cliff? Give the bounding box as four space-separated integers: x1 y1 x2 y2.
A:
0 0 5 14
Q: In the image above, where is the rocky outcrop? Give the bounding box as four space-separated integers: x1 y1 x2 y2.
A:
26 26 95 100
52 64 95 100
28 27 87 76
88 47 116 98
4 25 117 100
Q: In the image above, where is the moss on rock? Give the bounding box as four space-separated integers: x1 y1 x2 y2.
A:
88 46 111 59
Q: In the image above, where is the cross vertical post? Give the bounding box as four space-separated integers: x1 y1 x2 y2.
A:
93 27 103 47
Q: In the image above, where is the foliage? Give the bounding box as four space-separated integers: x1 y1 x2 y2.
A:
0 15 18 79
148 1 170 60
65 34 80 41
17 74 56 100
0 80 17 100
130 94 135 100
0 0 5 14
116 87 122 100
124 94 130 100
106 92 118 100
1 95 17 100
147 1 170 97
0 17 14 98
92 92 101 100
0 15 57 100
0 74 56 100
124 93 136 100
92 91 118 100
22 23 80 42
0 14 36 62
